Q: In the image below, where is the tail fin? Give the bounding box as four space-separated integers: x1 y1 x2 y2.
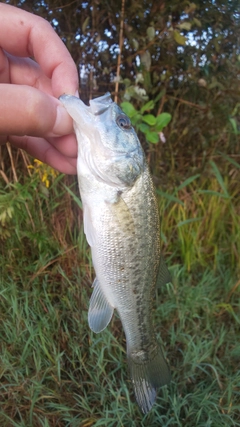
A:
128 344 171 414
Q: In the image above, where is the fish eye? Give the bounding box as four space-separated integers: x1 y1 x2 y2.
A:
116 114 132 130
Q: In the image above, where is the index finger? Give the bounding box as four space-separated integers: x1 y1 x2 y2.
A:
0 3 79 96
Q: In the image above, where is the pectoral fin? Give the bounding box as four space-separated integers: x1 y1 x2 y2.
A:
83 204 97 247
88 278 114 333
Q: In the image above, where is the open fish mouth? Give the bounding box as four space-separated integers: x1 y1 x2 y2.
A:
59 92 112 117
89 92 112 114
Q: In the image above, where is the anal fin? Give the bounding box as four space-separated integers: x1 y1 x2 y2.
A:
88 278 114 333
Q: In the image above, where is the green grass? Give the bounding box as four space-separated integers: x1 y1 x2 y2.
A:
0 151 240 426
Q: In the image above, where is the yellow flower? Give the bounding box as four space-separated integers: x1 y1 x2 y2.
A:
28 159 58 187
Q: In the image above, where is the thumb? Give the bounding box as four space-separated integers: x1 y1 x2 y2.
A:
0 84 73 138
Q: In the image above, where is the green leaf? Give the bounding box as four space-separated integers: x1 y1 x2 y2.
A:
218 152 240 170
177 217 203 227
173 30 186 46
210 161 229 197
120 102 137 118
142 114 156 126
185 2 197 13
132 38 139 50
177 174 200 191
131 113 142 125
62 184 82 209
229 117 238 135
82 16 90 33
215 303 240 324
156 190 184 206
140 51 151 71
146 130 159 143
138 123 149 133
193 17 202 27
140 100 155 114
197 190 229 199
155 113 171 131
147 26 155 41
178 22 192 31
122 78 131 87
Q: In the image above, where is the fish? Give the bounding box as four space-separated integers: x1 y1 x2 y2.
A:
59 92 171 414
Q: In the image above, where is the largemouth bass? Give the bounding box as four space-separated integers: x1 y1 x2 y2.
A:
59 93 171 413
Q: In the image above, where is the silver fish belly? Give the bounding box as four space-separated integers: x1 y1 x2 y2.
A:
59 92 171 413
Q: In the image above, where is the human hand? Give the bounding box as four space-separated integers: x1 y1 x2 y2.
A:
0 3 79 174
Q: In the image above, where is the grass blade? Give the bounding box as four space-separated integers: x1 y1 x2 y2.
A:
197 189 230 198
177 174 200 191
210 160 229 198
62 183 83 209
156 189 184 206
218 152 240 170
177 217 203 227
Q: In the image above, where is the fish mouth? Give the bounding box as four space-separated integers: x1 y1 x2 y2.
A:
59 93 115 141
59 93 113 120
89 92 112 115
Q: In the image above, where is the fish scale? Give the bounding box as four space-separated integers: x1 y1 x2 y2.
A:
59 92 171 414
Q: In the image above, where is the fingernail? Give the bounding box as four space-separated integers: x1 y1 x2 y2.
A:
75 90 79 98
50 105 73 136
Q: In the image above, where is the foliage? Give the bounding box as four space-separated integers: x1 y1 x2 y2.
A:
3 0 240 172
0 143 240 426
121 97 171 143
